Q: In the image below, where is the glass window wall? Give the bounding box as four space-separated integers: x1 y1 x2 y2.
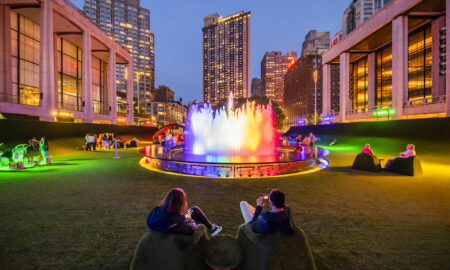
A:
408 25 432 101
351 56 368 111
376 45 392 106
92 56 107 114
56 37 82 111
10 11 40 106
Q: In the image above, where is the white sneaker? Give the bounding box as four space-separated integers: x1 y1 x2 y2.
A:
210 224 222 237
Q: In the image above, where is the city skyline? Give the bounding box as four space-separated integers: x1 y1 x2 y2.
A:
72 0 346 103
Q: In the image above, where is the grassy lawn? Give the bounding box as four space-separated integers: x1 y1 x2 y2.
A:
0 136 449 269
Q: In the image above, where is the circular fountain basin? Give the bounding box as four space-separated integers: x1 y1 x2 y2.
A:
138 145 329 178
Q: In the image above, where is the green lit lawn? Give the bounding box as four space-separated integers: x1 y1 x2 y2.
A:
0 136 449 269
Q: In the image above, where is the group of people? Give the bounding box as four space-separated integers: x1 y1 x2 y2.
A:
361 143 417 169
84 133 115 151
1 137 49 164
295 132 317 150
153 132 182 152
147 188 294 238
27 137 49 161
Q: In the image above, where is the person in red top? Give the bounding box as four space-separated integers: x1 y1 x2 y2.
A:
361 144 374 155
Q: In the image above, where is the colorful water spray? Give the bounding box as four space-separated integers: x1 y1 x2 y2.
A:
184 93 280 156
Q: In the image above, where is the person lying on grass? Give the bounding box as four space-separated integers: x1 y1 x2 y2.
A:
240 189 294 235
147 188 222 236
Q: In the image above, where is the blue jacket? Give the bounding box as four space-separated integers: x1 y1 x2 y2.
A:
146 206 196 235
251 206 294 236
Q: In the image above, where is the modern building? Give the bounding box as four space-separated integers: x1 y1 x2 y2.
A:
322 0 449 123
202 11 250 105
83 0 155 113
301 30 330 56
342 0 392 37
251 77 263 97
152 85 175 103
261 51 297 105
147 101 187 127
284 54 323 126
0 0 134 124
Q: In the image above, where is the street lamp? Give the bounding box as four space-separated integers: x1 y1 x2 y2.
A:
313 52 318 125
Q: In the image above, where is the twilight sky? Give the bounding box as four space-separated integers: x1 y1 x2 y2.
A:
72 0 349 103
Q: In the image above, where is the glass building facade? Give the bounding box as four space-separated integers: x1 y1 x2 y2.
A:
376 45 392 105
56 37 82 111
408 25 432 101
351 56 368 110
10 11 40 106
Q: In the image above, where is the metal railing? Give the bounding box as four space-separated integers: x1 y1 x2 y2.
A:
0 90 40 106
93 100 109 115
56 93 82 111
404 95 446 107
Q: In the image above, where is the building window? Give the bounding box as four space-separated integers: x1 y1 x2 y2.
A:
376 45 392 106
92 56 107 114
56 37 82 111
10 11 40 106
408 25 432 100
351 56 368 111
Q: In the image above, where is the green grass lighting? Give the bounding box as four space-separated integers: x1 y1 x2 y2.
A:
374 108 395 117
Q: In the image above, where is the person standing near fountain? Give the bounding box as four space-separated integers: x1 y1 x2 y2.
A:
39 137 49 163
240 189 294 235
147 188 222 236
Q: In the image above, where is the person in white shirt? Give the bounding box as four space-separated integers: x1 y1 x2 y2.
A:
385 144 416 168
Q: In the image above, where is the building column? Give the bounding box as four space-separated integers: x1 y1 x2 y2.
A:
322 64 331 116
39 0 56 121
0 5 12 103
391 15 408 120
82 28 93 123
126 61 134 125
339 52 350 122
108 48 117 124
447 0 450 116
431 16 446 98
367 52 376 109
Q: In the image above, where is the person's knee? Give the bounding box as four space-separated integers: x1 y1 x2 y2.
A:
191 206 200 213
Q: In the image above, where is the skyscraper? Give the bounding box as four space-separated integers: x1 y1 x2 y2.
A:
83 0 155 113
202 11 250 105
342 0 392 37
261 51 297 105
301 30 330 56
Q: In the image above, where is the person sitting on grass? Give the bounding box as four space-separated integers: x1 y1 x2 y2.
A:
240 189 294 235
147 188 222 236
385 144 416 168
361 143 374 156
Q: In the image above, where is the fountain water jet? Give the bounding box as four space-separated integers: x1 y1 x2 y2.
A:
184 93 279 156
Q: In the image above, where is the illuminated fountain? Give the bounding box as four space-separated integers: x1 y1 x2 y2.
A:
139 93 329 178
184 94 278 156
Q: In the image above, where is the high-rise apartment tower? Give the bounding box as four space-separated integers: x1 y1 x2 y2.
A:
83 0 155 113
202 11 250 105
